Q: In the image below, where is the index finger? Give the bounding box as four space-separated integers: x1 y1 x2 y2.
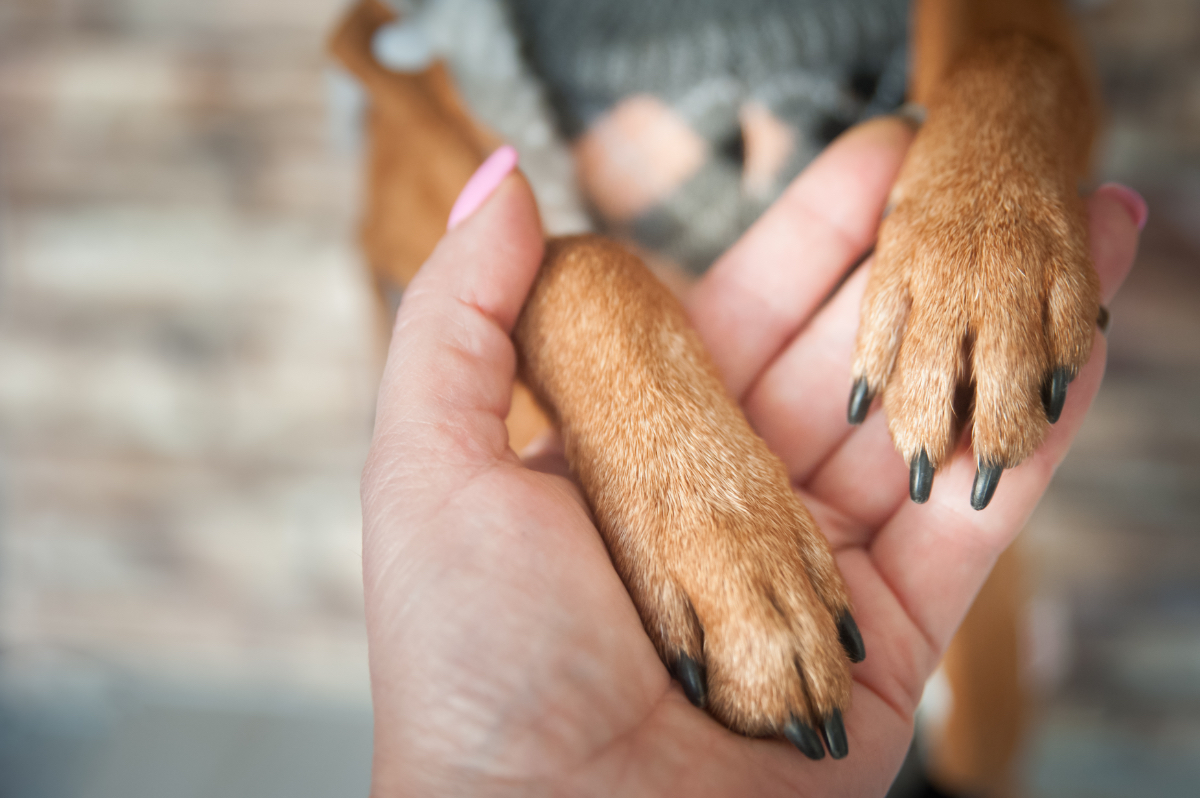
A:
688 117 915 398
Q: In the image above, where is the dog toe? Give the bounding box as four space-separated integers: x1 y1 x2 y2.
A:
697 567 854 744
876 294 967 492
619 492 858 749
857 173 1099 507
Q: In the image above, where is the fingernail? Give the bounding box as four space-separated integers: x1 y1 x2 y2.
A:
1100 182 1148 231
910 448 933 504
447 145 519 230
836 611 865 663
971 462 1003 510
675 653 708 709
821 709 849 760
1042 366 1070 424
783 715 826 760
847 378 872 425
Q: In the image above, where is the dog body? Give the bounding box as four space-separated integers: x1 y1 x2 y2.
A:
334 0 1099 761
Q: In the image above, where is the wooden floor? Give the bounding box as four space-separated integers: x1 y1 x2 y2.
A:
0 2 379 795
0 1 1197 795
1019 4 1200 794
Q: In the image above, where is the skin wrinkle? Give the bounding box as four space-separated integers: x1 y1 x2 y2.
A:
579 708 750 798
374 503 632 787
854 659 920 734
785 181 877 272
802 487 901 551
360 440 458 529
559 688 678 796
840 554 940 696
808 426 911 532
870 510 972 658
364 470 495 595
745 263 874 484
388 322 508 411
463 265 546 333
701 222 854 400
712 196 872 351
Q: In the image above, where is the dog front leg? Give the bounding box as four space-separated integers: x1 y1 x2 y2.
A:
513 235 863 757
852 0 1101 508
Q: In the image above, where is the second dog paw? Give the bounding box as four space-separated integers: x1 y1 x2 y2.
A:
848 34 1101 508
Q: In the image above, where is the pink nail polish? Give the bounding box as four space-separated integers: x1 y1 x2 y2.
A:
447 145 519 230
1100 182 1148 231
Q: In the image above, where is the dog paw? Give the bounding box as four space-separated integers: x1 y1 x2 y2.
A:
515 236 861 758
617 444 861 758
849 35 1101 508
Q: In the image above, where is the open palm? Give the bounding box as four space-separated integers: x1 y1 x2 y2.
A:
361 118 1141 797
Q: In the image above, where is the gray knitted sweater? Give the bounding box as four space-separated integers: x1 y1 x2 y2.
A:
379 0 908 271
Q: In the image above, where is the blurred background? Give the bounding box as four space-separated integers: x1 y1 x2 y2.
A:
0 0 1196 796
0 1 376 796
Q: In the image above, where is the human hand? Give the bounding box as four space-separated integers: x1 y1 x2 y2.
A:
361 118 1143 796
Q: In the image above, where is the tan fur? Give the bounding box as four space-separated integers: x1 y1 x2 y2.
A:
329 0 495 290
514 236 851 732
332 0 1100 746
329 1 552 450
853 29 1099 470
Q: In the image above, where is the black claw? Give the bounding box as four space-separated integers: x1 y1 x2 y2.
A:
821 709 849 760
783 715 826 760
1097 305 1111 334
836 612 865 663
909 448 933 504
847 378 873 425
1042 367 1070 424
674 653 707 708
971 462 1003 510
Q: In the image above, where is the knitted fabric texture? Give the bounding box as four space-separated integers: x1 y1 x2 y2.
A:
398 0 909 271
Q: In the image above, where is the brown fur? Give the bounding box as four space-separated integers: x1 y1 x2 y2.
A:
329 0 497 290
332 0 1099 745
853 30 1099 471
514 236 851 732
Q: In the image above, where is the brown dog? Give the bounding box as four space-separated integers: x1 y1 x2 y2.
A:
333 0 1099 762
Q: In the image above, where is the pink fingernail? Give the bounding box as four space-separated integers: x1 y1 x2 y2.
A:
1100 182 1148 231
447 145 519 230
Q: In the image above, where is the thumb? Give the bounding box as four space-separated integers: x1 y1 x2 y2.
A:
408 145 545 332
369 149 545 479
